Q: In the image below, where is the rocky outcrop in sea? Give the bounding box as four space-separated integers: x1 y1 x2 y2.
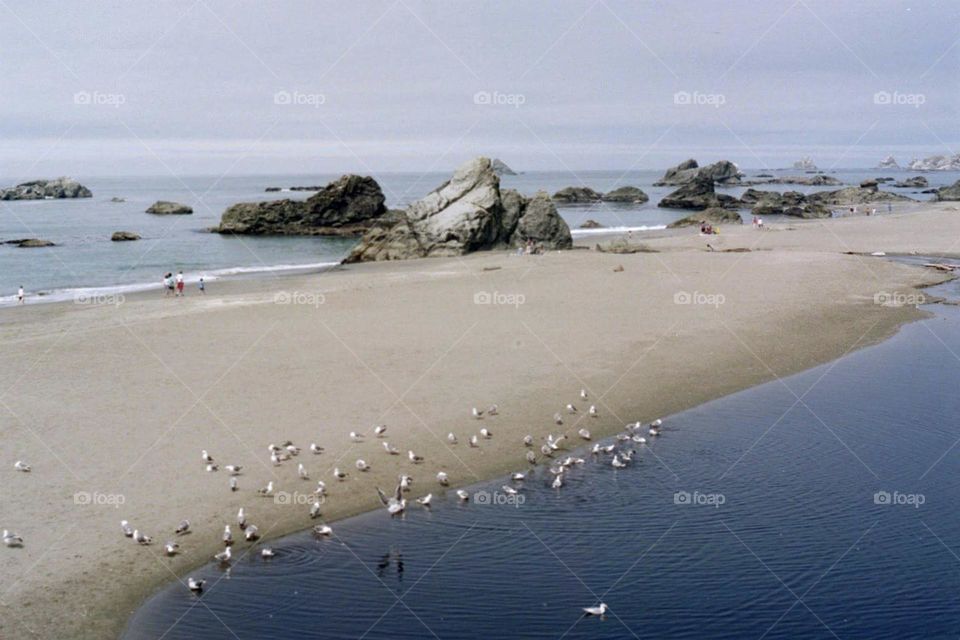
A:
934 180 960 201
344 157 571 262
792 157 818 171
892 176 928 188
653 159 742 186
491 159 517 176
667 207 743 227
876 155 900 170
552 186 603 203
907 154 960 171
146 201 193 215
657 175 738 210
0 178 92 200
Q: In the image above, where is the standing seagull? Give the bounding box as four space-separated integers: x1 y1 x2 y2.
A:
408 450 424 464
447 433 458 445
223 525 233 546
13 460 30 472
310 443 324 455
436 472 449 486
237 508 246 530
229 477 238 492
472 407 483 419
487 404 499 416
3 530 23 547
333 467 347 481
382 442 400 455
201 450 213 463
298 464 309 480
214 547 232 564
356 459 370 472
120 520 134 538
374 425 387 437
187 578 205 592
175 520 190 535
580 389 588 400
164 542 180 556
589 405 598 417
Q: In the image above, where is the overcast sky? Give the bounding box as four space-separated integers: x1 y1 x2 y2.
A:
0 0 957 176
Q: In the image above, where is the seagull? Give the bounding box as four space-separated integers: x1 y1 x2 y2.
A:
417 493 432 507
540 444 553 457
206 463 219 472
225 465 242 475
589 405 598 417
356 459 370 472
633 435 647 444
349 431 364 442
583 603 607 616
261 548 275 558
649 427 660 437
244 525 259 541
549 434 567 449
480 428 492 439
257 481 275 496
611 455 627 469
223 525 233 546
298 464 309 480
187 577 205 592
310 501 322 519
578 429 591 440
214 547 232 564
3 530 23 547
447 433 458 444
554 413 564 425
270 452 285 466
314 480 327 496
175 520 190 535
456 489 469 502
237 508 246 529
134 530 152 545
651 419 663 428
268 444 281 453
285 444 300 456
229 477 238 491
164 542 180 556
382 442 400 455
526 451 537 464
374 425 387 437
313 524 333 536
566 404 578 414
501 485 518 496
487 404 499 416
201 450 213 463
469 435 479 448
511 472 526 481
333 468 346 481
523 435 534 446
408 450 423 464
121 520 134 538
437 472 449 486
310 443 324 455
377 483 407 515
13 460 30 472
552 474 563 489
580 389 588 400
399 475 412 491
472 407 483 419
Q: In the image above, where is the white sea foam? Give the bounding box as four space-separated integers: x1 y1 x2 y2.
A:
570 225 667 237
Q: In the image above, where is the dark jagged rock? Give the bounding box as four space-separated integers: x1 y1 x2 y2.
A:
0 177 92 200
111 231 141 241
215 175 387 235
654 159 742 186
109 197 126 203
667 207 742 228
657 175 739 210
5 238 56 247
552 186 603 203
935 180 960 201
807 184 914 206
344 157 571 263
738 189 830 218
601 186 649 203
579 220 605 229
146 201 193 215
491 159 517 176
892 176 928 188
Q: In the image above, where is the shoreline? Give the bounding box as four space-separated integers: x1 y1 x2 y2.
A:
1 205 958 640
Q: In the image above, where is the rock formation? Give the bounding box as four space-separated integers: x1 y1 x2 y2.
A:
657 175 739 210
552 186 603 203
653 159 742 186
738 189 830 218
111 231 141 241
907 154 960 171
807 183 913 206
601 186 649 203
491 159 517 176
344 157 571 263
876 155 900 170
892 176 928 188
0 178 92 200
934 180 960 201
215 175 387 235
4 238 55 247
667 207 743 228
792 157 818 171
579 220 604 229
146 201 193 215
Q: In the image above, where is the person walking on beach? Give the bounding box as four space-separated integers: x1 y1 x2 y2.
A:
17 285 24 304
198 277 205 294
163 273 174 297
175 271 185 297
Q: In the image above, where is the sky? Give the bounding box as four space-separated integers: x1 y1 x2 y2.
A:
0 0 957 176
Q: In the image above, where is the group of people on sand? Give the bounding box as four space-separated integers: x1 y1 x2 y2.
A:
163 271 204 297
699 222 720 235
515 239 546 255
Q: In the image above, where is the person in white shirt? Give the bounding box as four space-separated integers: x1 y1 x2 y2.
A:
17 286 24 304
175 271 185 297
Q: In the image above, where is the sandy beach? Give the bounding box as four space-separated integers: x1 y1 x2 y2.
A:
1 203 957 639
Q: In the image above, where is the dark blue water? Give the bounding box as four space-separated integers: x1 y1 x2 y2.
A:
2 168 951 304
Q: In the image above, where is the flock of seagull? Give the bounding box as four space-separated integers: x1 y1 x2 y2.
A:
6 388 664 617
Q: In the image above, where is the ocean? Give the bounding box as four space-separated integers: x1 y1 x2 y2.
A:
123 272 960 640
0 168 954 305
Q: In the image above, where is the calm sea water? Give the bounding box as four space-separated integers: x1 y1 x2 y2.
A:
124 274 960 640
1 168 953 304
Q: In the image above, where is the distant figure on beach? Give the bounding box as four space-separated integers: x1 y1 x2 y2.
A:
176 271 184 297
887 203 892 213
163 272 174 296
17 285 24 304
198 277 205 294
757 217 764 229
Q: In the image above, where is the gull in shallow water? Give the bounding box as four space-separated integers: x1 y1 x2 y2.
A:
164 542 180 556
436 472 449 486
383 442 400 455
175 520 190 535
121 520 134 538
310 443 324 455
377 483 407 515
298 463 309 480
374 425 387 437
578 428 591 440
480 428 492 439
3 530 23 547
456 489 469 501
223 525 233 546
13 460 30 472
583 603 607 616
225 465 242 475
632 435 647 444
651 419 663 428
201 450 213 463
472 407 483 419
258 481 275 496
501 485 518 496
356 459 370 472
244 525 259 541
511 472 526 481
552 474 563 489
187 577 205 591
214 547 232 564
333 467 346 481
313 524 333 536
523 435 534 446
611 455 627 469
417 493 432 507
447 433 458 445
261 548 275 558
229 477 238 491
408 450 423 464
